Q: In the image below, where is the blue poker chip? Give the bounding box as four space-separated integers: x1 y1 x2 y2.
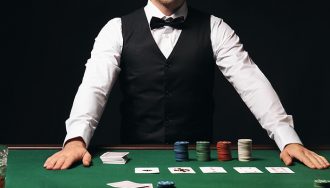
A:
173 141 189 162
157 180 175 188
174 141 189 145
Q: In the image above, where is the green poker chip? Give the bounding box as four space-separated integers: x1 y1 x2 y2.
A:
196 141 210 161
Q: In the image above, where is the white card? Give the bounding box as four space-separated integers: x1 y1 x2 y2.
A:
100 152 129 159
139 184 153 188
135 167 160 174
200 167 227 173
265 167 294 173
168 167 196 174
107 180 141 187
234 167 263 173
107 180 153 188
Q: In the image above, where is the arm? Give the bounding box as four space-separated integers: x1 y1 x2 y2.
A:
210 15 329 169
44 18 123 170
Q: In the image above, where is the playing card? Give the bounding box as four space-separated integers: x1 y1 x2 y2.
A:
107 180 153 188
265 167 294 173
100 152 129 159
135 167 160 174
168 167 196 174
234 167 263 173
107 180 141 187
100 152 129 164
140 184 153 188
199 167 227 173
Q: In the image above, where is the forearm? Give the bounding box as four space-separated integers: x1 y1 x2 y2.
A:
64 18 123 147
233 70 302 150
210 16 302 150
64 79 109 147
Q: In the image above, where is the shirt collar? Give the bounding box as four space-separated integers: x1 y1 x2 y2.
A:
144 0 188 24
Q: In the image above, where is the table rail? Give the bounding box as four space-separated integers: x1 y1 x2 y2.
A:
6 144 330 150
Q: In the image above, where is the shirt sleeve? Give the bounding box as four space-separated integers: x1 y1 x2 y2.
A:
63 18 123 147
210 15 302 151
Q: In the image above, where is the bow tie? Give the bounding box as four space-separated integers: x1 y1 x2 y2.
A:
150 16 185 30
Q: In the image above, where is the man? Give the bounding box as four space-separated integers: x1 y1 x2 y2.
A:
44 0 329 170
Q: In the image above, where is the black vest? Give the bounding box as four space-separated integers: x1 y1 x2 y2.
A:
120 7 215 144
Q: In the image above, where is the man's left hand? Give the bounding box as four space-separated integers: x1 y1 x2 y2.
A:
280 143 330 169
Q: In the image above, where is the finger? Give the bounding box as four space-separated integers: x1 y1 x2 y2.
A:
82 151 92 167
315 154 330 168
44 151 61 167
280 151 293 166
319 155 330 167
312 153 328 168
45 158 57 170
44 157 53 167
53 157 66 170
304 152 323 169
61 156 76 170
294 151 316 169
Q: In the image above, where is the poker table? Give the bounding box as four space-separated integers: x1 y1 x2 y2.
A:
5 145 330 188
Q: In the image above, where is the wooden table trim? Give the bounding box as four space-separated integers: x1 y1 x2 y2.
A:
7 144 330 150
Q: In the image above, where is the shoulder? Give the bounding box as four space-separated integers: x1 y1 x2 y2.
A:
210 15 224 29
95 17 122 43
102 17 122 30
210 15 235 36
97 17 122 37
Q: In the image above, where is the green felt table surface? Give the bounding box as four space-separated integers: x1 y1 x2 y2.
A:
5 149 330 188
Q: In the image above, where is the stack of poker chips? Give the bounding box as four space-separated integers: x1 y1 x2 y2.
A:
216 141 232 161
237 139 253 162
314 179 330 188
157 181 176 188
173 141 189 162
195 141 211 161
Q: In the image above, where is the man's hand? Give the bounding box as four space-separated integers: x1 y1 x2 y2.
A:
43 137 92 170
280 143 330 169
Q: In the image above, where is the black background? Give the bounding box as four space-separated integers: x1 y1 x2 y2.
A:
2 0 329 147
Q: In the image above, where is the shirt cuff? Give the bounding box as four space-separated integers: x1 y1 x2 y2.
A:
273 125 303 151
63 122 95 148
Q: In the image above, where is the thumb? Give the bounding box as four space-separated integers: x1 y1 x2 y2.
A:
280 150 293 166
82 151 92 167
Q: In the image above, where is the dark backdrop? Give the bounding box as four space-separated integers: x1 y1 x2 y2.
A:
2 0 329 147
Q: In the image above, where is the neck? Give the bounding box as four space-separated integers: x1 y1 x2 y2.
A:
150 0 185 16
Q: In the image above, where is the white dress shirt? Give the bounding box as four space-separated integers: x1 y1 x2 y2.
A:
64 0 302 150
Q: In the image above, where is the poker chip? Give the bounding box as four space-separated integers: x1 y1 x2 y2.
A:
157 180 176 188
173 141 189 162
237 139 253 162
196 141 211 161
216 141 232 161
314 179 330 187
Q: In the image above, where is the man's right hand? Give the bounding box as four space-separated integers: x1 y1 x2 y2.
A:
43 137 92 170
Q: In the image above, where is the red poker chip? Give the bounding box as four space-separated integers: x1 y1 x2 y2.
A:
216 140 232 161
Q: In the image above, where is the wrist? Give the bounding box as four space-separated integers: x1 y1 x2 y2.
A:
64 137 86 148
283 143 303 150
